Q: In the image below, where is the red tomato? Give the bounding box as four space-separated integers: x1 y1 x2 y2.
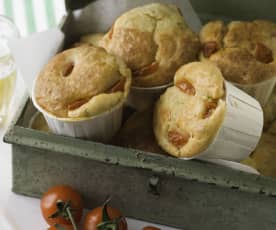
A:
143 226 161 230
83 206 127 230
47 224 74 230
41 185 83 226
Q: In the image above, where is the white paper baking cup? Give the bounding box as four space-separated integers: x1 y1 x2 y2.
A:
181 81 264 162
32 92 124 142
126 82 173 111
233 77 276 107
198 158 260 175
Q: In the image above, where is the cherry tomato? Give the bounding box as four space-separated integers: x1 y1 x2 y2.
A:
142 226 161 230
48 224 74 230
41 185 83 226
83 205 127 230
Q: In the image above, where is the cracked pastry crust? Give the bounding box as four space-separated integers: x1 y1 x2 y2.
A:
153 62 226 158
200 20 276 84
100 3 200 87
35 46 131 118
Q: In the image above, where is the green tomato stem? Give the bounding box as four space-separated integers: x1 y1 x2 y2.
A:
66 207 78 230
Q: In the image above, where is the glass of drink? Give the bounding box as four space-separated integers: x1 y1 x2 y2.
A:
0 15 19 125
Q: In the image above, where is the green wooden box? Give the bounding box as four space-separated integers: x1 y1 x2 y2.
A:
4 1 276 229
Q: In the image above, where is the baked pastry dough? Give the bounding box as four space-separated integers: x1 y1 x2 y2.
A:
35 46 131 118
264 86 276 127
100 3 200 87
80 33 104 47
200 20 276 84
72 33 104 48
30 113 50 132
154 62 226 158
241 129 276 178
113 109 166 155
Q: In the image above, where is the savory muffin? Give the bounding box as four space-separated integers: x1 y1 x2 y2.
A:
200 20 276 84
34 45 131 118
154 62 226 158
100 3 200 87
113 109 166 155
30 112 50 132
79 33 104 47
241 130 276 178
264 87 276 127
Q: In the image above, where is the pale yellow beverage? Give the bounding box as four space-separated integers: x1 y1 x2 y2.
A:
0 15 19 125
0 54 16 125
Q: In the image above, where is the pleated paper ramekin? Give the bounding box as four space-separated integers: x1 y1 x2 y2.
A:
181 82 264 162
32 91 124 143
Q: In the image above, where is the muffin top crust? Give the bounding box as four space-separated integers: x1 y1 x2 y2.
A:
200 20 276 84
100 3 200 87
34 46 131 118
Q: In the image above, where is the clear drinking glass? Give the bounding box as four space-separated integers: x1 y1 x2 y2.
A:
0 15 19 125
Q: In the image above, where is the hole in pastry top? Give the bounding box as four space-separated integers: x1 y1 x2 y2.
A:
168 130 190 148
62 62 74 77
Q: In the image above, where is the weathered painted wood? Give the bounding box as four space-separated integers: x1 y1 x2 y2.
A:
11 143 276 229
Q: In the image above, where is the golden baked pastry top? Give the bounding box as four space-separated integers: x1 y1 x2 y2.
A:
72 33 104 48
79 33 104 47
154 62 226 158
34 46 131 119
200 20 276 84
100 3 200 87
